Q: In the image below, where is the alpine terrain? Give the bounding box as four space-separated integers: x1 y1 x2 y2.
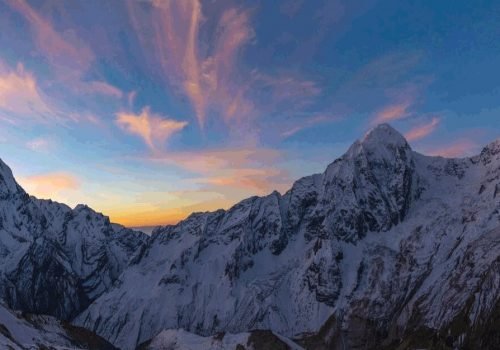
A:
0 124 499 349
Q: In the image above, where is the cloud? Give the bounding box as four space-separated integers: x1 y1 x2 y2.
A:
6 0 94 76
18 172 80 200
131 1 324 130
281 114 338 139
26 137 54 153
0 62 55 123
373 100 412 124
116 107 188 151
404 117 440 141
128 0 208 126
5 0 123 107
148 147 291 194
83 81 123 98
197 167 289 194
427 140 478 158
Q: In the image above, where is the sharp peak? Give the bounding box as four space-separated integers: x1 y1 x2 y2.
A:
0 157 21 195
340 124 411 163
361 123 408 146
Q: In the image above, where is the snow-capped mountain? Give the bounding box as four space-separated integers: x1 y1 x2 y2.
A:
0 159 148 321
70 124 499 350
0 302 116 349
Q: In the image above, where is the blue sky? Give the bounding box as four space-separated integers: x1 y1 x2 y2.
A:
0 0 499 226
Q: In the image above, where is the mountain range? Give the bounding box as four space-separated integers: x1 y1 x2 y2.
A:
0 124 498 350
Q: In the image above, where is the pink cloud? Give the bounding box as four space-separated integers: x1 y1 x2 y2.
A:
6 0 94 76
0 62 56 123
128 1 321 131
148 147 291 194
83 81 123 98
281 114 339 139
404 117 440 141
116 107 188 151
6 0 123 106
427 140 478 158
373 100 412 124
128 0 208 126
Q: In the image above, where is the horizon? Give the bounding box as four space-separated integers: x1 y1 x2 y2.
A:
1 0 500 226
2 122 498 230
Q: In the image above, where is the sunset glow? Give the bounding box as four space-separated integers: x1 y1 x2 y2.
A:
1 0 499 227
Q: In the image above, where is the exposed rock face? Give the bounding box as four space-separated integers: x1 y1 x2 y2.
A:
0 160 148 320
70 124 500 350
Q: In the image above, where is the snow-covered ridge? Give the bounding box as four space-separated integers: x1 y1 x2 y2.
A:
71 124 499 349
0 302 116 349
0 124 499 349
0 160 148 321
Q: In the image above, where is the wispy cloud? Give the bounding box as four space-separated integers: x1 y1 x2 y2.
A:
116 107 188 152
281 114 338 139
26 137 55 153
129 0 253 127
5 0 123 109
149 147 291 194
0 62 55 123
427 139 478 158
128 1 322 131
404 117 440 141
82 81 123 98
6 0 94 76
373 100 412 124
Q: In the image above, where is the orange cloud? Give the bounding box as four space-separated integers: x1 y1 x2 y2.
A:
116 107 188 151
373 100 412 124
404 117 440 141
427 140 478 158
152 148 280 173
148 147 291 195
198 167 289 194
0 62 55 123
18 172 80 200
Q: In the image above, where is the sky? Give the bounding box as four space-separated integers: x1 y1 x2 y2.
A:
0 0 499 227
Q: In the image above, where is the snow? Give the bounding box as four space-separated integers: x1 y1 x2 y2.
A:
0 303 92 349
73 126 500 349
1 124 498 349
143 329 304 350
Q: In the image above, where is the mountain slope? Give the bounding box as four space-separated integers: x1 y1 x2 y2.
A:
74 124 500 349
0 159 148 320
0 303 116 349
137 329 303 350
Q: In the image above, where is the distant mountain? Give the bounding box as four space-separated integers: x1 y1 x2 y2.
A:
73 124 499 349
0 124 499 349
0 159 148 320
0 302 116 349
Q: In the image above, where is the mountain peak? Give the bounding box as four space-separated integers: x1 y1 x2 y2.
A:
344 124 410 161
361 123 409 148
0 158 21 197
